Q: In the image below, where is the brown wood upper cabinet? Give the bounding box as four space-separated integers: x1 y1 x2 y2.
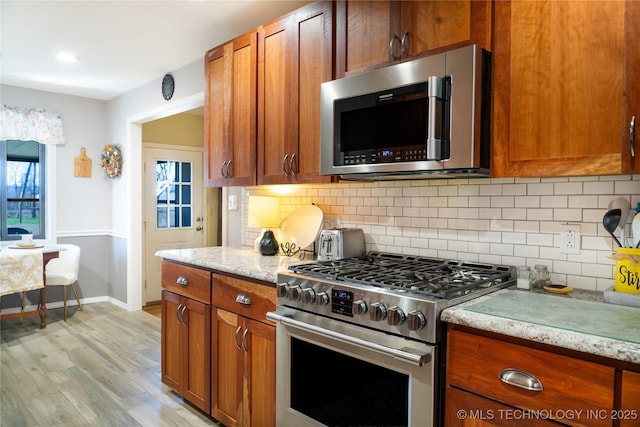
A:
257 2 334 185
492 0 640 177
205 30 257 187
335 0 492 77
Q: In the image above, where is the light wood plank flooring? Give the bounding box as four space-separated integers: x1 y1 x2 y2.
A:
1 302 221 427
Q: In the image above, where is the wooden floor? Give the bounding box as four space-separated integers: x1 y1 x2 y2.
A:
0 303 222 427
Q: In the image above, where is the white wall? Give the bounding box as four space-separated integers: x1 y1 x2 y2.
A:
1 85 111 234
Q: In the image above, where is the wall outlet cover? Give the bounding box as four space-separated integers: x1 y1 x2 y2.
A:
559 224 581 254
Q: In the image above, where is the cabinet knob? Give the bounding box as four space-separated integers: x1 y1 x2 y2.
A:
176 276 188 287
235 293 252 305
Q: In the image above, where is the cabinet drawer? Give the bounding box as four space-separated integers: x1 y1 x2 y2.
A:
213 274 275 323
161 262 211 304
447 330 615 427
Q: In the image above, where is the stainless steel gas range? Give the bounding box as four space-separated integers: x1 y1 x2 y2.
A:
267 252 515 427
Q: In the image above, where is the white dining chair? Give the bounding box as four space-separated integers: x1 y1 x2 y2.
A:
39 244 83 321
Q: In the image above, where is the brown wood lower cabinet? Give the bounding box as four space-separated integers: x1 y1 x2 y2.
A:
211 308 275 427
161 289 211 413
620 370 640 427
445 326 640 427
161 261 276 426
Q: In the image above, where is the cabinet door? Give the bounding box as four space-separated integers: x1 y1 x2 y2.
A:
257 16 292 185
400 1 491 57
336 0 395 75
183 297 211 413
623 0 640 173
258 2 334 185
621 370 640 427
336 1 491 76
243 318 276 427
161 290 211 413
161 290 183 392
205 31 257 187
211 308 243 426
290 1 334 184
492 0 626 177
445 387 560 426
205 45 228 187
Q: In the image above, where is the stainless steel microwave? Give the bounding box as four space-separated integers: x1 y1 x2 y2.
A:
320 44 491 180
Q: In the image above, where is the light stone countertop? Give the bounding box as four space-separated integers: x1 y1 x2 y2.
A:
441 288 640 365
155 246 313 284
156 246 640 365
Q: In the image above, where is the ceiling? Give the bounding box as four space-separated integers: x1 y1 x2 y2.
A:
1 0 309 101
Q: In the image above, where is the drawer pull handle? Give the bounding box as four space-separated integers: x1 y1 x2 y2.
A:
499 368 543 391
241 328 249 352
235 294 252 305
234 325 242 350
176 276 188 287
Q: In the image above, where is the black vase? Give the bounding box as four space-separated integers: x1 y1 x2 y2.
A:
258 229 279 256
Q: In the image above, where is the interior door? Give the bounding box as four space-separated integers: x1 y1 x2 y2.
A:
144 144 204 304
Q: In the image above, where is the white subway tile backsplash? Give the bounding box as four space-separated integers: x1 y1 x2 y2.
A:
244 174 639 292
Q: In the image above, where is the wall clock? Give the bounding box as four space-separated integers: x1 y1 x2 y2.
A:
162 74 174 100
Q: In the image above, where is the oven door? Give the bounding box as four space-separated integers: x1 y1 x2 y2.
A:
267 307 437 427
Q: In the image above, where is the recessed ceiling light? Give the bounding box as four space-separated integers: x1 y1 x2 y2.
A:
56 52 78 63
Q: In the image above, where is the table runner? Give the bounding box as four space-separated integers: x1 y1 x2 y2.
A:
0 250 44 297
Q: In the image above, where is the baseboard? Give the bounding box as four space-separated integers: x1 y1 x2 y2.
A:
0 296 128 315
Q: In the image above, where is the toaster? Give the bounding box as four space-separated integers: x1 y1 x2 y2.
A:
318 228 366 261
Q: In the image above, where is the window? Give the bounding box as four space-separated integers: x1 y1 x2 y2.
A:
0 140 46 240
155 160 192 229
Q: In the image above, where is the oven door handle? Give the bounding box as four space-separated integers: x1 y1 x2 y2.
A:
267 312 429 367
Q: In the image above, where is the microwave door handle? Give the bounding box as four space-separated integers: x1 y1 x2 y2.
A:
426 76 443 160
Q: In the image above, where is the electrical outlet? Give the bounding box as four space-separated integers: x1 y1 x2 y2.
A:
228 195 238 211
559 224 581 254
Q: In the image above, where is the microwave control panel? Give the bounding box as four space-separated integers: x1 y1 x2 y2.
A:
341 145 427 165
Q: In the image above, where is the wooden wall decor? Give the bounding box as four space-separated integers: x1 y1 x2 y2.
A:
74 147 92 178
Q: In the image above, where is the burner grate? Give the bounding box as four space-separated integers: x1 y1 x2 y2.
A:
289 252 514 299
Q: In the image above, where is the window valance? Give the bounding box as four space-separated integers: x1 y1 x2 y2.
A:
0 104 65 145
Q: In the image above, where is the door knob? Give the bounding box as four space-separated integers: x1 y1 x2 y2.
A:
196 226 202 231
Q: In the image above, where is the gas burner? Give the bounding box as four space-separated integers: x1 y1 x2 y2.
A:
289 252 514 300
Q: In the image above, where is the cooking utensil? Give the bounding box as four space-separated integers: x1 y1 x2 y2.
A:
632 213 640 248
608 198 631 246
603 209 624 248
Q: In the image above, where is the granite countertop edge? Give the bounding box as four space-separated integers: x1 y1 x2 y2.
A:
155 246 312 284
441 289 640 365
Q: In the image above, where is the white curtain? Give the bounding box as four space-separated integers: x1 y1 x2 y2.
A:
0 104 65 145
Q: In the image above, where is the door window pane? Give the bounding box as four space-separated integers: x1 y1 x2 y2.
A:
155 160 193 229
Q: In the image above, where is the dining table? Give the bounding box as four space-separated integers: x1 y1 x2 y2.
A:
0 243 61 328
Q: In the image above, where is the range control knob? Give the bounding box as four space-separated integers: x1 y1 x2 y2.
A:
387 306 406 326
353 299 368 315
369 302 387 321
316 292 330 305
288 285 301 301
276 283 289 298
407 310 427 331
300 288 316 304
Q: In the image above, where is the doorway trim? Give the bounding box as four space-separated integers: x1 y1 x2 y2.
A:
126 92 204 311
